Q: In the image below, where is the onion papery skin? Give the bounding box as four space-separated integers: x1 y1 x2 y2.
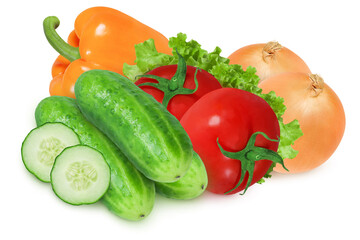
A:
228 42 311 83
259 72 345 173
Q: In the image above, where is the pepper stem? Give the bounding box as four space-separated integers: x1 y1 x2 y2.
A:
43 16 80 62
217 131 288 195
136 49 199 108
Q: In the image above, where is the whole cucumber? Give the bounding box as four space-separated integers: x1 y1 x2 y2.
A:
35 96 155 221
155 151 208 200
75 70 193 183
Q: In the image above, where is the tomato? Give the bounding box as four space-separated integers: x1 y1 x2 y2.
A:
135 53 222 120
180 88 286 195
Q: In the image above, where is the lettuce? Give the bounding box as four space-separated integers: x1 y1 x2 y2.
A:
123 33 303 180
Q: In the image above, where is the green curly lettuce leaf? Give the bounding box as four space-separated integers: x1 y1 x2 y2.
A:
123 33 303 182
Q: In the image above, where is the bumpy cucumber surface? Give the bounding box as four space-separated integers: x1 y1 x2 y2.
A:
75 70 193 183
35 96 155 221
51 145 110 205
155 151 208 200
21 122 80 182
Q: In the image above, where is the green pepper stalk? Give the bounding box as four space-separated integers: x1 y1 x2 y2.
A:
43 16 80 62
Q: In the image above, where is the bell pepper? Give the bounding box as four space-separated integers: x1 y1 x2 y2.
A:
44 6 172 98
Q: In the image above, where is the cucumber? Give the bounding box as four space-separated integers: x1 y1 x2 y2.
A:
155 151 208 200
21 122 80 182
75 69 193 183
35 96 155 221
51 145 110 205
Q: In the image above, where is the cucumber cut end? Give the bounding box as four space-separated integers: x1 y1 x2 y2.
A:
51 145 111 205
21 122 80 182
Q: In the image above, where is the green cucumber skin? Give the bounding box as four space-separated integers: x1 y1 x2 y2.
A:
35 96 155 221
155 151 208 200
75 70 193 183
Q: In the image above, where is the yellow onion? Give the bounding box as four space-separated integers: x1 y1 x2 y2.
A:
259 73 345 173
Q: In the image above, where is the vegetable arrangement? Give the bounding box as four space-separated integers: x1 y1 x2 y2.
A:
21 6 345 221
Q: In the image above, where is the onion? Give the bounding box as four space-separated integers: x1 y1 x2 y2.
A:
228 42 311 82
259 73 345 173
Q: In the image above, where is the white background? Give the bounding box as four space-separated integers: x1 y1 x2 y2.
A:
1 0 359 239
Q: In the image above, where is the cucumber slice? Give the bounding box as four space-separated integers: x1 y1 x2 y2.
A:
21 122 80 182
50 145 111 205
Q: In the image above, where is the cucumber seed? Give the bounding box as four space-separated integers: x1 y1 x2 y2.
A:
66 161 98 191
38 137 65 166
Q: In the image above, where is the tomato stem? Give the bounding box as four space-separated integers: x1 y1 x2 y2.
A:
217 131 288 195
43 16 80 62
136 49 199 108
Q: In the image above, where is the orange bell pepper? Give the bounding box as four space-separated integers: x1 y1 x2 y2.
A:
44 6 172 98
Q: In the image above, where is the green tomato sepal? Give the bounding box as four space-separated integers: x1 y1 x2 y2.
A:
217 131 288 195
136 49 199 108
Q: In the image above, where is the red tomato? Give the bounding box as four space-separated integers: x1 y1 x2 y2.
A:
135 65 222 120
180 88 285 195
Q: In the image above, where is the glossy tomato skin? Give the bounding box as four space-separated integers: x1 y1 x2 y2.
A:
135 65 222 120
180 88 280 194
